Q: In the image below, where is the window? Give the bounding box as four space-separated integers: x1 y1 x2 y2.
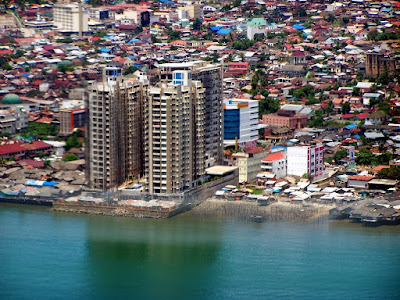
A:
175 72 182 80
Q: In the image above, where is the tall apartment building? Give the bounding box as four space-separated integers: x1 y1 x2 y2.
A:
223 99 259 147
86 72 145 190
53 3 88 34
156 61 223 166
286 145 324 179
144 70 206 194
365 51 397 78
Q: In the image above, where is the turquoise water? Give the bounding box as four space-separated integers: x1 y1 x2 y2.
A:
0 204 399 300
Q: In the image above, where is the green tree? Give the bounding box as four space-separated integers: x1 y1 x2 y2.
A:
341 102 351 114
325 101 334 115
356 148 374 165
232 0 241 7
377 71 392 85
167 30 181 42
352 87 360 96
63 153 79 162
377 166 400 179
123 66 138 76
258 97 280 118
232 39 255 50
308 110 324 127
65 136 82 151
221 5 231 12
356 71 364 81
297 8 307 17
0 132 12 138
334 149 348 163
192 19 202 31
58 64 74 73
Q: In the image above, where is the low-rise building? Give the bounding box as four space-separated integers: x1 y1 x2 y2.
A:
262 110 308 129
262 151 287 179
0 140 53 159
347 175 375 189
232 147 267 183
59 107 86 136
0 108 27 134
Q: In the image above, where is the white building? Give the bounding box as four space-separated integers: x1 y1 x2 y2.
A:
262 150 287 179
53 3 88 34
287 145 324 179
223 99 259 147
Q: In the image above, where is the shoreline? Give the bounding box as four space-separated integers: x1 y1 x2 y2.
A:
0 196 335 222
185 198 335 222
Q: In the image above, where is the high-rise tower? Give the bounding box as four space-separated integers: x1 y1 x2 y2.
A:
144 71 206 194
156 61 223 167
86 67 146 190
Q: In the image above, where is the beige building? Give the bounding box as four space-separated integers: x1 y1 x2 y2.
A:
156 61 223 166
232 147 267 184
53 3 88 34
0 14 17 28
86 75 145 190
177 4 202 20
144 70 206 194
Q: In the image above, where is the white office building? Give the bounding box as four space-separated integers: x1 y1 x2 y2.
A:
223 99 259 147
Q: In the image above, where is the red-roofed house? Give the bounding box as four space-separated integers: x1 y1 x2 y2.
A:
0 140 53 159
262 151 286 179
224 62 249 77
17 159 45 168
347 175 375 188
290 50 306 64
370 165 389 174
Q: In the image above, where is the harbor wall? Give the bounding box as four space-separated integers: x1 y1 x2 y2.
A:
53 202 171 218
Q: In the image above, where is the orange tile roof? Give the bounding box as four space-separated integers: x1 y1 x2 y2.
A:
371 165 390 172
263 152 284 162
348 175 374 181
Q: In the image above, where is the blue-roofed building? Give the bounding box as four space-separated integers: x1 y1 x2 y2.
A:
217 28 231 35
210 26 222 31
293 24 306 30
345 123 357 130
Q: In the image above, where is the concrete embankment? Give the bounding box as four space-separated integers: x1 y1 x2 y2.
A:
186 198 335 222
53 202 173 218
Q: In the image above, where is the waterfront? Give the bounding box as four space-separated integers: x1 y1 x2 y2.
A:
1 203 400 300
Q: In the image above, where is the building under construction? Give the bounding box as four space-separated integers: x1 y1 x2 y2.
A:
365 51 397 78
86 68 146 190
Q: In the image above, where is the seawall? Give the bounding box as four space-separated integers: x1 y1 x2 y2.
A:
53 202 174 218
187 199 335 222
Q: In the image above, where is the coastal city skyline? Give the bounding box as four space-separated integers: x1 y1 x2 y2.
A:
0 1 400 217
1 1 400 299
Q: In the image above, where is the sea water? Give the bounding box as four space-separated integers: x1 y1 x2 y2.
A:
0 203 399 299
